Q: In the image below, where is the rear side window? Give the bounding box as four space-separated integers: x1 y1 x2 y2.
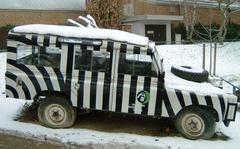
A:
74 49 110 73
17 45 61 68
118 53 157 77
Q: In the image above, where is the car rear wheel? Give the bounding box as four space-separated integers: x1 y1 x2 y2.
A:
174 107 216 140
38 96 77 128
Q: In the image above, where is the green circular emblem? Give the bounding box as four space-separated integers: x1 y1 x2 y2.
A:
137 90 150 104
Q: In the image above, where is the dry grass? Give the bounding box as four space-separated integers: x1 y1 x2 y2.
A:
14 102 38 123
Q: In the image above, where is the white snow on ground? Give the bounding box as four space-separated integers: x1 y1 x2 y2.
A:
0 42 240 149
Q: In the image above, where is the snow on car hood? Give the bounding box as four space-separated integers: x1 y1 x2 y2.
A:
165 71 226 95
12 24 149 46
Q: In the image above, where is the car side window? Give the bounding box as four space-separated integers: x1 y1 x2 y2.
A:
118 53 157 77
17 45 61 68
74 49 110 73
74 49 91 71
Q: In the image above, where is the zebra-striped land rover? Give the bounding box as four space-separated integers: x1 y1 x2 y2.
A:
6 24 238 140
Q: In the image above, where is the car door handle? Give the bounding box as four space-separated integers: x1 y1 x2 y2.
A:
16 77 22 86
74 83 80 90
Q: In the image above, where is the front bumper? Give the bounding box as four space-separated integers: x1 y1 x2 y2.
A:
225 103 238 121
223 96 238 126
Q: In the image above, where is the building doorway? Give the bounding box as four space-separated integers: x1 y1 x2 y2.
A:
145 25 166 44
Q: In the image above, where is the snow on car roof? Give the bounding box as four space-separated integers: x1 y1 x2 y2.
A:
12 24 149 47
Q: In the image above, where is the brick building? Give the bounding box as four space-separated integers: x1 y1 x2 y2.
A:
0 0 85 48
0 0 85 26
122 0 240 44
122 0 183 44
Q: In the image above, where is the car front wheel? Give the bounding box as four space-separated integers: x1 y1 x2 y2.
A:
174 107 216 140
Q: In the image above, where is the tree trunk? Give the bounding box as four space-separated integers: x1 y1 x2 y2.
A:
182 0 197 42
86 0 122 29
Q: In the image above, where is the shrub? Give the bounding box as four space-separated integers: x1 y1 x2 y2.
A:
1 24 16 30
226 23 240 40
173 23 187 40
173 23 240 42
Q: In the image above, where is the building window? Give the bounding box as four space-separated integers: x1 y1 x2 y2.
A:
118 53 157 77
17 45 61 68
75 49 110 73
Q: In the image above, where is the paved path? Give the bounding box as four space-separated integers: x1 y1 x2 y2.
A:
0 132 88 149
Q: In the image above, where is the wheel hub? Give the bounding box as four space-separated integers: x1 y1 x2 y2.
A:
182 114 205 137
186 118 201 132
50 107 65 122
45 104 67 125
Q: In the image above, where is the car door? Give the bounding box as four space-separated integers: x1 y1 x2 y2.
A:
70 40 115 111
111 44 160 116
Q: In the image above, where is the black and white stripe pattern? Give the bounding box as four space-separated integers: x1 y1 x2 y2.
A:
5 32 237 123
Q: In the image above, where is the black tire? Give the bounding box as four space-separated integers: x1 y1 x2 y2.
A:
174 107 216 140
37 96 77 128
171 66 209 83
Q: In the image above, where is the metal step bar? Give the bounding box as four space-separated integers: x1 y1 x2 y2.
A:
220 77 240 101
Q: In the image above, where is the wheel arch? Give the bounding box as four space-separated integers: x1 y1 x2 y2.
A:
33 91 72 105
175 105 219 122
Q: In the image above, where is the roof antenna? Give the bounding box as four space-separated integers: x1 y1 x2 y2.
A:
86 14 98 28
78 15 98 28
78 16 94 28
67 19 86 28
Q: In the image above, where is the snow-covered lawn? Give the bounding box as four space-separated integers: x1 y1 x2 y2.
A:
157 42 240 77
157 42 240 91
0 42 240 149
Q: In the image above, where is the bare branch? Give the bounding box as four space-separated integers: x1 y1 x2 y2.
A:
193 30 209 41
194 29 212 37
228 9 240 16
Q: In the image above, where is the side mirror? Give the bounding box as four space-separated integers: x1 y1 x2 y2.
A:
236 90 240 102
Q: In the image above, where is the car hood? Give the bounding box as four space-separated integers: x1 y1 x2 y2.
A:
164 71 227 95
